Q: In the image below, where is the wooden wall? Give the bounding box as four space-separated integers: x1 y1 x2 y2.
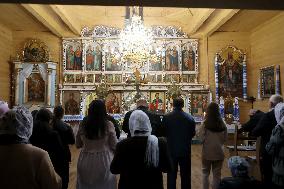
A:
249 12 284 112
0 23 13 102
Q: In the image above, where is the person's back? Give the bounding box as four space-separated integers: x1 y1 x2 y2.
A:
0 106 61 189
111 110 172 189
162 97 195 189
76 100 117 189
163 108 195 157
110 136 172 189
0 144 61 189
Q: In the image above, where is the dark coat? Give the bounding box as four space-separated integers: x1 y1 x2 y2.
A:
53 119 75 162
218 177 264 189
107 114 121 139
30 121 65 179
110 136 172 189
162 109 196 157
122 106 162 137
239 110 264 135
252 109 277 156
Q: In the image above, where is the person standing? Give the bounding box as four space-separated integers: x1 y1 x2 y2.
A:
123 99 162 137
52 106 75 189
265 102 284 189
30 108 65 183
162 97 196 189
110 110 172 189
199 102 227 189
76 100 117 189
0 106 62 189
252 94 283 187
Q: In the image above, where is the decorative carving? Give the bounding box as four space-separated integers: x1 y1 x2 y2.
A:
151 26 188 38
81 26 121 38
20 39 50 62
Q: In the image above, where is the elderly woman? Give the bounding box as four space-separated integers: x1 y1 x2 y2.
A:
110 110 172 189
218 156 263 189
266 102 284 189
0 106 61 189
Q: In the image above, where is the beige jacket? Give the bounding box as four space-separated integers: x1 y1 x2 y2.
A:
0 144 62 189
199 123 227 160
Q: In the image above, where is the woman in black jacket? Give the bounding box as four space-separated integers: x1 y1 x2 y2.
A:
110 110 172 189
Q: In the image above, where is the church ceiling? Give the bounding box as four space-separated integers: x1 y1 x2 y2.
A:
0 4 281 38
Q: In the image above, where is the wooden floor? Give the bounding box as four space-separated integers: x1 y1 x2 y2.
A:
68 144 259 189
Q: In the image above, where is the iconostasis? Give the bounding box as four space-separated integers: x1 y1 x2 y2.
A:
60 25 211 122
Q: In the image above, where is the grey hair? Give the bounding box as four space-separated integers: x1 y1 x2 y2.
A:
269 94 283 107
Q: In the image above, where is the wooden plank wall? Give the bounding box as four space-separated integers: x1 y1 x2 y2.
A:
0 23 13 102
249 12 284 112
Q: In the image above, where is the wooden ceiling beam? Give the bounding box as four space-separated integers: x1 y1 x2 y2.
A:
198 9 239 37
184 9 215 35
50 5 81 35
2 0 284 10
21 4 64 37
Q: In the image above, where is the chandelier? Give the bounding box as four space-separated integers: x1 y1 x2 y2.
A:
119 7 155 68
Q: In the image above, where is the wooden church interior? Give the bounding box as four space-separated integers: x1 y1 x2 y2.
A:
0 0 284 188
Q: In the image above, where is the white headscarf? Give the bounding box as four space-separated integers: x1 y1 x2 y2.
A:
275 102 284 126
129 110 159 167
0 106 33 143
0 101 9 118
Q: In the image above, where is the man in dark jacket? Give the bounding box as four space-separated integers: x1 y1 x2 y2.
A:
239 109 264 135
122 99 162 137
162 97 196 189
106 113 121 139
53 106 75 189
252 94 283 187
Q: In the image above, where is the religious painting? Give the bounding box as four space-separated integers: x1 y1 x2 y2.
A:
105 74 113 83
114 75 122 83
165 44 179 71
147 74 156 83
261 66 275 98
63 91 80 115
182 75 188 83
191 93 208 117
64 74 75 83
85 43 102 71
156 75 163 83
66 42 82 70
149 44 163 71
84 92 97 115
164 74 171 82
86 74 94 83
217 46 244 98
95 74 102 83
105 44 122 71
172 74 180 83
75 74 83 83
27 73 45 103
149 92 165 113
106 92 121 114
182 43 196 71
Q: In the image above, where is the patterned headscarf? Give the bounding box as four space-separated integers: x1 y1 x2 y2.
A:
228 156 250 177
129 110 159 167
0 106 33 143
274 102 284 126
0 101 9 118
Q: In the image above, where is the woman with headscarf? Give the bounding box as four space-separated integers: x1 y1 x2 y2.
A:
218 156 263 189
76 99 117 189
110 110 172 189
30 108 65 185
199 102 227 189
0 106 61 189
266 102 284 189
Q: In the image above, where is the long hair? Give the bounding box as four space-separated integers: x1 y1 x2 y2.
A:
84 99 107 139
203 102 226 132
